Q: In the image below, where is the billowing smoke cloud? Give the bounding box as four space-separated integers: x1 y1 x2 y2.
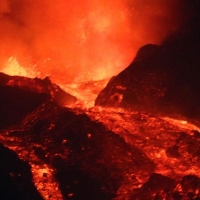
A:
0 0 187 83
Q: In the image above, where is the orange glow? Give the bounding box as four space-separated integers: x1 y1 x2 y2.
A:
87 107 200 183
2 57 37 77
0 0 184 84
161 117 200 133
0 2 199 197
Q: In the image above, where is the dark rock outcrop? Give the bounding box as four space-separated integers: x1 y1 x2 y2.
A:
0 72 77 129
0 143 43 200
0 85 49 129
131 173 200 199
95 40 200 120
95 1 200 120
16 101 155 199
181 175 200 193
0 72 77 107
1 91 200 199
131 173 177 199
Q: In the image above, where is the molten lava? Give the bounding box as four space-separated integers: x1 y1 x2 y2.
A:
1 1 200 199
2 57 37 77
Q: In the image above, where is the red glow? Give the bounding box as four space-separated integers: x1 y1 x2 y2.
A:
0 0 183 83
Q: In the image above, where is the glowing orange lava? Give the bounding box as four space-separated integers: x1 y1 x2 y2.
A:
0 0 184 84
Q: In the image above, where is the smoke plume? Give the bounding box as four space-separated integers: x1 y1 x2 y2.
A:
0 0 189 83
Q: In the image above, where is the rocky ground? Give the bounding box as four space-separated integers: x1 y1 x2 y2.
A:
1 6 200 197
95 3 200 122
0 91 200 199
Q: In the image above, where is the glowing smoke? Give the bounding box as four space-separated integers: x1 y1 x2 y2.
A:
0 0 186 83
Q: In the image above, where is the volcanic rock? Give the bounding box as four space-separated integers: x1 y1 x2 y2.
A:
131 173 176 199
0 2 200 199
95 40 200 120
14 101 155 199
181 175 200 193
0 72 77 129
0 85 49 129
95 1 200 121
1 94 200 199
131 173 200 200
0 143 43 200
0 72 77 106
141 173 176 192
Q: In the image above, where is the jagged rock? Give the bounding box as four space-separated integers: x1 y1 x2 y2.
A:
0 85 49 129
0 143 43 200
175 131 200 158
131 173 200 199
0 1 200 199
95 0 200 121
0 72 77 106
142 173 176 191
95 40 200 120
13 101 155 199
166 145 180 158
1 98 200 198
0 72 77 129
181 175 200 193
131 173 176 199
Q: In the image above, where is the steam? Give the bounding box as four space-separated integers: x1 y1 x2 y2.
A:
0 0 186 83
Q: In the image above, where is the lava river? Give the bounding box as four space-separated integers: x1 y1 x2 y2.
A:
0 81 200 199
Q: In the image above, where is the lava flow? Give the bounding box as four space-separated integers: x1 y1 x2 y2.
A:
1 0 200 199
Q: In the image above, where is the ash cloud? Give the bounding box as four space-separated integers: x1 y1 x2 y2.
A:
162 0 200 44
126 0 184 44
0 0 196 83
